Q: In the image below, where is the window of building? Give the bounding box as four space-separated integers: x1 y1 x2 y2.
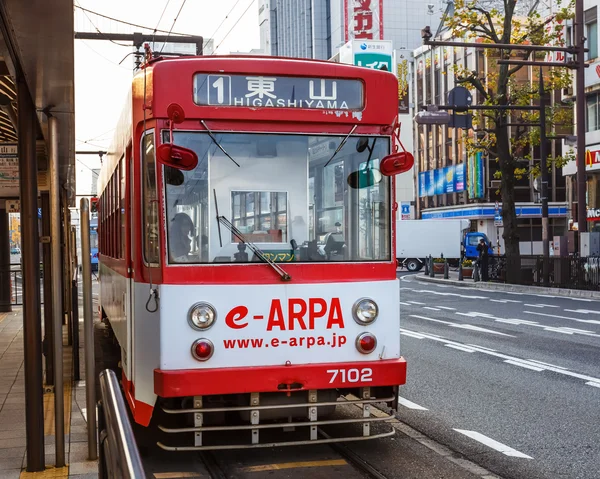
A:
587 93 600 132
586 7 598 60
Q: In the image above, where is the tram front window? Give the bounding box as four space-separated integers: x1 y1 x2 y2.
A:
163 131 391 264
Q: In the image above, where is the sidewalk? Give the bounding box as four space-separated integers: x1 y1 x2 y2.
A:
414 269 600 299
0 308 98 478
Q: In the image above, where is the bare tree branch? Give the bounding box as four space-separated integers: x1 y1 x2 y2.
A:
471 6 501 43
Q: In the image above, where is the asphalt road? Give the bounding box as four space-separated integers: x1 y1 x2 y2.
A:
398 272 600 479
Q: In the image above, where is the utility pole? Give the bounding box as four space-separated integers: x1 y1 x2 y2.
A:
575 0 587 234
74 32 204 69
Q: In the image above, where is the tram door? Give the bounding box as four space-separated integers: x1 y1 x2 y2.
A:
125 148 134 382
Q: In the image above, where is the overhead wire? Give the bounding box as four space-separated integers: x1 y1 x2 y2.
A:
214 0 256 54
152 0 172 46
74 0 131 47
159 0 188 54
74 4 195 36
209 0 243 42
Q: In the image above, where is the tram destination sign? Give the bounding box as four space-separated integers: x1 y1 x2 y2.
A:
193 74 364 110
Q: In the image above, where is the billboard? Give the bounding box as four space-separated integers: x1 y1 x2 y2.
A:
339 40 393 71
344 0 384 42
419 164 467 197
585 147 600 172
468 152 485 199
0 143 18 197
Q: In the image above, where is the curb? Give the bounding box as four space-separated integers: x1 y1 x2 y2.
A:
415 274 600 299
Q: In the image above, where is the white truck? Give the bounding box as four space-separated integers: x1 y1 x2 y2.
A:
396 219 491 271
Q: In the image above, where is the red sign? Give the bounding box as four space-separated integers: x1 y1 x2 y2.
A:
588 208 600 221
344 0 384 41
585 148 600 171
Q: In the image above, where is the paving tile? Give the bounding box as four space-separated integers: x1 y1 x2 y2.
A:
68 474 98 479
0 456 23 470
0 446 25 458
68 461 98 475
0 468 20 478
0 437 26 448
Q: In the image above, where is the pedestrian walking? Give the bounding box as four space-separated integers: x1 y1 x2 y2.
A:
476 238 489 281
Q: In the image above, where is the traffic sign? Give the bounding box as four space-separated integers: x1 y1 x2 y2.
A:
6 200 19 213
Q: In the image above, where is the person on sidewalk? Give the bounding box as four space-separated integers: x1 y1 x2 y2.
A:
477 238 489 281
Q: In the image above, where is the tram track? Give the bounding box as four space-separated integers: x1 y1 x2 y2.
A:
196 429 390 479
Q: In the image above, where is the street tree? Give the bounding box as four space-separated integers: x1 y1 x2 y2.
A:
445 0 574 279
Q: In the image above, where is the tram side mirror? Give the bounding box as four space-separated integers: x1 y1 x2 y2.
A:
379 151 415 176
157 143 199 171
356 137 370 153
157 102 199 171
164 165 185 186
347 168 382 189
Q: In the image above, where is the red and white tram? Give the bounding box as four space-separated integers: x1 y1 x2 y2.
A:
96 52 412 449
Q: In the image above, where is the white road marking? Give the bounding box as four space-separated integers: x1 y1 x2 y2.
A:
400 331 427 339
453 429 533 459
423 306 440 311
410 315 515 337
445 344 476 353
503 360 544 372
400 328 600 386
524 310 600 325
411 288 489 300
398 397 429 410
462 311 600 337
399 301 411 306
407 301 426 305
526 359 568 370
490 299 522 304
585 382 600 389
524 304 559 308
437 306 456 311
565 309 600 315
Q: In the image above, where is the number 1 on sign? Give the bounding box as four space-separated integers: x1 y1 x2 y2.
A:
212 77 224 104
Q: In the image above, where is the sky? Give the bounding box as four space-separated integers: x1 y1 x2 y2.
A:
74 0 260 196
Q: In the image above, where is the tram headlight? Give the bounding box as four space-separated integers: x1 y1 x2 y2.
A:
352 298 378 325
188 302 217 330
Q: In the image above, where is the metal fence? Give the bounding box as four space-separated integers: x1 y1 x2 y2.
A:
3 265 45 306
481 255 600 291
98 369 146 479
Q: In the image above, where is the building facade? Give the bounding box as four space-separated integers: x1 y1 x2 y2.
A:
259 0 443 60
412 41 569 254
563 0 600 233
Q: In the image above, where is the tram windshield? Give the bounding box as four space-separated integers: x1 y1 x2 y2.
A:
163 131 391 264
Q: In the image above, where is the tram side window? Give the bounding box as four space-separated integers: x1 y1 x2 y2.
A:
142 133 159 264
120 158 126 258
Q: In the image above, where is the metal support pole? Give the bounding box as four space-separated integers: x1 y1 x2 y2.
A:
49 116 65 467
429 256 435 277
71 228 80 382
41 192 54 385
444 260 449 279
576 0 587 236
458 261 464 281
18 77 44 472
81 199 98 460
0 206 12 312
539 68 550 286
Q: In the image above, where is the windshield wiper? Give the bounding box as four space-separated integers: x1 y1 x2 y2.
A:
200 120 240 167
216 215 292 282
323 124 358 168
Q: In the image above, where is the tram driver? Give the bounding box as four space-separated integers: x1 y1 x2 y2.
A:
169 212 195 263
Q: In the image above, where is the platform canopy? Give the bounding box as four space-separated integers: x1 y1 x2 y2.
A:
0 0 75 202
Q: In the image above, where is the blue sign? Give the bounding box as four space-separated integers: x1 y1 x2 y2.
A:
193 74 364 110
455 163 465 192
468 152 484 199
401 203 410 215
444 166 455 193
434 169 444 195
419 172 426 197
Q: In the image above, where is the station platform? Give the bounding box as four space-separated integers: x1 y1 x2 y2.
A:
0 308 97 478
